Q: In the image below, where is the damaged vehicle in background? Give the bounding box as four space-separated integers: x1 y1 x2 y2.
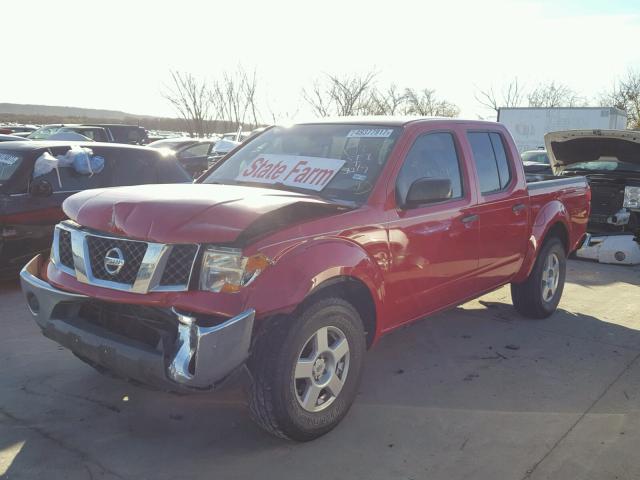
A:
546 129 640 265
0 141 191 278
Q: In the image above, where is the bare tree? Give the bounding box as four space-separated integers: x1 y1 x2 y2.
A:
367 84 407 115
163 71 214 137
475 78 524 112
527 81 586 108
600 69 640 129
210 67 261 133
303 71 378 117
402 88 460 117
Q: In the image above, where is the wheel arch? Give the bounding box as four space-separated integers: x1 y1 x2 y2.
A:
298 276 377 348
514 201 571 283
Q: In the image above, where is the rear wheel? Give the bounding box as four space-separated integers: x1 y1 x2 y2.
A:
511 237 566 319
247 297 366 441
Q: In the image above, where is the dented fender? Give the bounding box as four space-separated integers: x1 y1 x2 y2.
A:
244 237 385 334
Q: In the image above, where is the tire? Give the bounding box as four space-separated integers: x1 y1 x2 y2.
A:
511 237 566 319
247 297 366 441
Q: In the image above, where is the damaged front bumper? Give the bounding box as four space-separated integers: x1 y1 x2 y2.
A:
20 255 255 391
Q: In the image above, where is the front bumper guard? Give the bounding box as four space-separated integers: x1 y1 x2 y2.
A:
20 255 255 391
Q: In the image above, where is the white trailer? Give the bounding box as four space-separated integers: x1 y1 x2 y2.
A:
497 107 627 153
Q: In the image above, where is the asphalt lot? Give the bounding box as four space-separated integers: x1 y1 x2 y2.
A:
1 259 639 480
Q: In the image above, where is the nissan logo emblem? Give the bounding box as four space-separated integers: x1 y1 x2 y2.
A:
104 247 125 276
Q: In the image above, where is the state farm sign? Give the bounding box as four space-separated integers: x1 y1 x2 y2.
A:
237 154 345 191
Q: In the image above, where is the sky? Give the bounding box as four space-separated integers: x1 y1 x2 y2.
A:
2 0 639 122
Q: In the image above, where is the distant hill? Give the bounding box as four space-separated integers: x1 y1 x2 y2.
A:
0 103 255 134
0 103 148 121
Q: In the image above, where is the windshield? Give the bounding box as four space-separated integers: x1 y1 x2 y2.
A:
147 139 190 150
521 151 549 164
0 151 23 184
202 124 401 204
28 126 62 140
564 160 640 173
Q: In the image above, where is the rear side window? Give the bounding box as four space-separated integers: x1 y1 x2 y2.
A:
0 151 22 184
396 132 463 205
490 133 511 188
468 132 512 194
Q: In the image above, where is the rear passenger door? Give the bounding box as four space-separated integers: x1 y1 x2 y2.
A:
466 131 529 288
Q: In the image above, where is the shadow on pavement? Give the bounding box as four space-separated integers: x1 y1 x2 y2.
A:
2 292 640 479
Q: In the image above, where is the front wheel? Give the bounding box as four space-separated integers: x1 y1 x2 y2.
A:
247 297 366 441
511 237 566 319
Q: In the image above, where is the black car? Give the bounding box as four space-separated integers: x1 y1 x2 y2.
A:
147 138 217 177
0 141 191 278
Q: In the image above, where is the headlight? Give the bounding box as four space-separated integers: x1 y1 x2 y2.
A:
623 186 640 209
199 246 271 293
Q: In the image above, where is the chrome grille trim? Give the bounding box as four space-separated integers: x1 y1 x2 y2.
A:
52 221 199 294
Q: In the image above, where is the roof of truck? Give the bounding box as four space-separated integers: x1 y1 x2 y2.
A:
294 116 499 127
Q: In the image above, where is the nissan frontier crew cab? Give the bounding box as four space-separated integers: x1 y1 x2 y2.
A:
20 118 590 441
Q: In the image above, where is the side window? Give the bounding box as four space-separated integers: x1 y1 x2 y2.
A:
467 132 512 194
396 132 463 206
180 143 210 158
127 130 142 143
112 151 157 185
92 130 108 142
489 133 511 189
35 158 114 192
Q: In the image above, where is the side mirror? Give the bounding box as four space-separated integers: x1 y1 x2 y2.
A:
405 177 452 207
29 179 53 198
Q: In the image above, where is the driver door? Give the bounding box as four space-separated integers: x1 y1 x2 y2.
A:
384 129 480 328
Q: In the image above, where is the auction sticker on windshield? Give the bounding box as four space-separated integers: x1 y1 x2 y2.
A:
346 128 394 138
237 154 345 191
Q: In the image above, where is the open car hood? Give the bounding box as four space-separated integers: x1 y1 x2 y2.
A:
62 183 346 245
545 130 640 174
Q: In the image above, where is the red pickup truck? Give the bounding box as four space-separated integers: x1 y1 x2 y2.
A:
20 118 590 441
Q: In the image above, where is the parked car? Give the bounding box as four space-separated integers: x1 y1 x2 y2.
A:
0 134 30 142
147 137 217 177
19 118 589 440
0 125 38 135
84 124 149 145
6 131 33 138
205 138 241 167
521 149 552 179
545 129 640 235
0 141 191 278
221 131 251 142
27 124 112 142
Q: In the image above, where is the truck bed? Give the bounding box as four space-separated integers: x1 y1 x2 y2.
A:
526 174 588 193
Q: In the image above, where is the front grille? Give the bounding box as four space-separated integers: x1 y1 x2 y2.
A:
54 223 199 292
590 183 623 217
160 245 198 286
59 229 74 269
77 301 178 350
87 236 148 285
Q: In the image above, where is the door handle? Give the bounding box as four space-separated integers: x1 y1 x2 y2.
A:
512 203 526 213
461 214 478 224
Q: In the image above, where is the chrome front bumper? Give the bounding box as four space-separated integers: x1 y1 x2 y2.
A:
20 255 255 391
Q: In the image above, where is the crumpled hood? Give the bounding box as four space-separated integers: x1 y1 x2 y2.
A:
545 130 640 173
63 184 342 244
